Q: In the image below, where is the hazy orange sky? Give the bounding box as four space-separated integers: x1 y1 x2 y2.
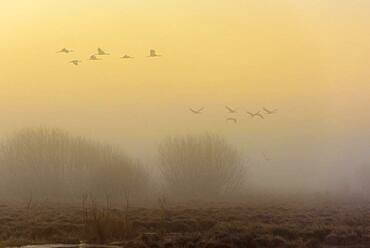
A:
1 1 370 185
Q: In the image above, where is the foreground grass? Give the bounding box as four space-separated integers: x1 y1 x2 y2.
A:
1 199 370 247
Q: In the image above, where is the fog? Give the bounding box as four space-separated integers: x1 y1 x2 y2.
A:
0 125 369 205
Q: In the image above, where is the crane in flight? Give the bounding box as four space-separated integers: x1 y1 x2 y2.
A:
263 107 278 114
70 60 82 66
262 152 271 162
89 55 101 60
148 49 161 57
247 111 264 119
226 117 237 123
121 54 133 59
57 48 73 53
189 107 204 114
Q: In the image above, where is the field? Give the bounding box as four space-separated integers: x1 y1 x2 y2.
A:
1 197 370 248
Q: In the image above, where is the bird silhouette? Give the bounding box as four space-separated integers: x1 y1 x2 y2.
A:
57 48 73 53
262 152 271 162
189 107 204 114
225 105 237 113
263 107 278 114
247 111 264 119
97 48 110 55
89 54 101 60
148 49 161 57
121 54 133 59
70 60 82 66
226 117 237 123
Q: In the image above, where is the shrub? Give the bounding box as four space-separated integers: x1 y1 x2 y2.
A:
158 133 247 200
0 127 150 204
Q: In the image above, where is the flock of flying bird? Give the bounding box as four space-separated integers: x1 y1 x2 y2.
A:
57 47 161 65
189 106 278 161
189 106 278 123
58 47 277 123
57 47 274 162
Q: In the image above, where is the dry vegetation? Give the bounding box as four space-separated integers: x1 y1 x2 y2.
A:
1 199 370 247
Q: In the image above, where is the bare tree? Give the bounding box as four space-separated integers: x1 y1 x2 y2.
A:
158 133 247 201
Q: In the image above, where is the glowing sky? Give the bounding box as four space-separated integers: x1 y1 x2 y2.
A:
1 1 369 184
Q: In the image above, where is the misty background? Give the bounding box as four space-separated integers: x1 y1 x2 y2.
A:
1 0 370 198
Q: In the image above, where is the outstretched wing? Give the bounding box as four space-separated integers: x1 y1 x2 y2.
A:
263 107 278 114
227 118 237 123
263 107 271 114
70 60 81 65
256 112 264 119
189 108 197 113
225 105 235 112
98 47 109 55
189 107 203 114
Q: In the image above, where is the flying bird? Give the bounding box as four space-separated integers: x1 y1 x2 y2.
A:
263 107 278 114
189 107 204 114
57 48 73 53
148 49 161 57
70 60 82 66
121 54 133 59
247 111 264 119
226 117 237 123
89 55 101 60
262 152 271 162
225 105 237 113
97 48 110 55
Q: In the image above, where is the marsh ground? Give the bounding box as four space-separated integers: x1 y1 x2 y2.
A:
1 198 370 248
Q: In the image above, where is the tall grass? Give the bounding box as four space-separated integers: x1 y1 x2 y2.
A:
0 127 150 204
158 133 247 201
81 194 136 243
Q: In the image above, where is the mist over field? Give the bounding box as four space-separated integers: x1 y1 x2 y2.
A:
0 124 368 204
1 1 370 247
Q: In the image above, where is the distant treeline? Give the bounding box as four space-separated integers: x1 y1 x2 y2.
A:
0 127 247 205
